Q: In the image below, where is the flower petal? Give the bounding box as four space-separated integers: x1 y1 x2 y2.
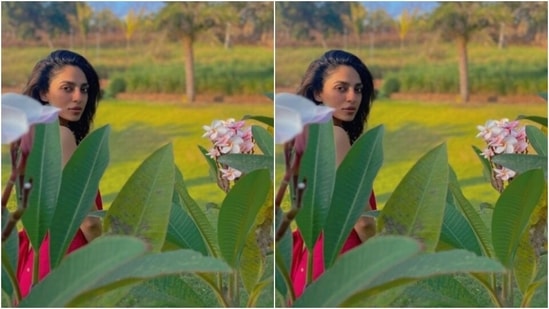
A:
2 93 60 125
276 93 334 125
275 104 303 144
2 105 29 144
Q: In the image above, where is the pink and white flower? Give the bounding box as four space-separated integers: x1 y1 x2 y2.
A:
476 118 528 181
203 117 255 181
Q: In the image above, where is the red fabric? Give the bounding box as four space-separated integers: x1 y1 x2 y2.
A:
290 191 377 299
16 192 103 298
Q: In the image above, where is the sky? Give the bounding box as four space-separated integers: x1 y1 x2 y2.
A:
87 1 439 19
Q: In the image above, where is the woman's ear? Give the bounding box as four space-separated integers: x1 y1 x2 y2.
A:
313 91 322 103
39 91 49 103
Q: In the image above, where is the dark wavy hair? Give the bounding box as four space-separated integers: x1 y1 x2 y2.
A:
22 50 101 144
296 50 374 144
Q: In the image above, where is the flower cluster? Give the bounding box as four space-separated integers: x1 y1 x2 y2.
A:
203 118 254 181
476 118 528 181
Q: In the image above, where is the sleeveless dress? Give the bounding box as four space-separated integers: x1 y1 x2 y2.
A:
16 192 103 298
290 192 377 299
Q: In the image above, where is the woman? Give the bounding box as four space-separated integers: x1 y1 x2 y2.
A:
16 50 103 298
290 50 377 298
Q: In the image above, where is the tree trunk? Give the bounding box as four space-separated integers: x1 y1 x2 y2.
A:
498 22 505 49
224 22 231 49
182 35 196 103
456 36 469 103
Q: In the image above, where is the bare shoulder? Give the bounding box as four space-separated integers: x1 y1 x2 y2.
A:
333 125 351 166
59 126 77 166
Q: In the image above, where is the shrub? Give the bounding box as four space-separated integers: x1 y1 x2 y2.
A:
379 77 400 98
106 77 127 98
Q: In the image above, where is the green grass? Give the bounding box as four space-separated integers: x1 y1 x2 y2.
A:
275 44 547 95
276 98 547 212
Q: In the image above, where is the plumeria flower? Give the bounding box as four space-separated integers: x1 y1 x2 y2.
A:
2 93 60 144
494 167 516 181
275 93 335 144
477 117 528 181
203 117 254 181
220 166 242 181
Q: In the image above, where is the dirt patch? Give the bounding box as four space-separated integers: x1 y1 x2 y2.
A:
388 93 546 105
115 92 272 105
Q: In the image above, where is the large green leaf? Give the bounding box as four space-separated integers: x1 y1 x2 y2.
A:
21 121 61 251
218 169 270 267
448 166 494 257
492 169 545 268
323 125 384 267
294 235 505 307
174 167 220 257
526 125 547 156
20 236 231 307
383 275 486 307
240 227 265 294
49 125 110 268
378 143 447 253
439 190 482 256
242 115 273 127
217 153 273 179
166 191 209 256
517 115 547 127
514 221 537 294
198 145 218 183
113 275 210 307
274 207 292 299
252 125 274 157
1 207 18 294
104 143 174 253
492 153 547 179
472 145 493 183
295 121 336 251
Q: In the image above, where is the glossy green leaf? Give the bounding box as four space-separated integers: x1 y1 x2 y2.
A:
472 145 492 183
21 236 231 307
323 125 384 267
448 166 494 257
22 121 61 251
198 145 218 183
526 125 547 156
378 143 447 253
240 227 265 294
113 275 210 307
50 125 110 268
295 235 505 307
517 115 547 127
440 190 482 256
1 207 18 290
104 143 174 253
174 167 220 257
514 222 537 294
296 121 336 250
492 169 545 268
242 114 273 127
275 207 292 299
218 169 270 267
492 153 547 179
252 125 274 157
247 278 272 307
166 191 209 256
217 153 273 179
21 236 147 307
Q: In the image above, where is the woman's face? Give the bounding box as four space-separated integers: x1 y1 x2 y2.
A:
315 65 362 125
40 65 89 124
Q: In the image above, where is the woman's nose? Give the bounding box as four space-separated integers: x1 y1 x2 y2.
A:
73 89 84 102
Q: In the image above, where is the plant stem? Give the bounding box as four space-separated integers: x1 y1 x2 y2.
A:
306 248 313 287
232 270 239 307
32 248 39 287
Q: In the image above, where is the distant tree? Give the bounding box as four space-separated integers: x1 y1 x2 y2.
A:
363 9 393 59
235 2 274 45
349 2 367 47
124 8 143 51
396 9 415 54
75 2 93 49
2 2 75 47
155 2 225 103
429 2 495 103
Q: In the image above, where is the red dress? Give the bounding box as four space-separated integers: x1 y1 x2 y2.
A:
16 193 103 298
290 192 377 299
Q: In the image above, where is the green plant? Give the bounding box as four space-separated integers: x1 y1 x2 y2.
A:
106 77 127 98
1 110 275 306
379 77 400 98
275 97 546 306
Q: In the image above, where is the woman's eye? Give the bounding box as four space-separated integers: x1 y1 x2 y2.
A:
81 87 89 94
63 86 73 92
